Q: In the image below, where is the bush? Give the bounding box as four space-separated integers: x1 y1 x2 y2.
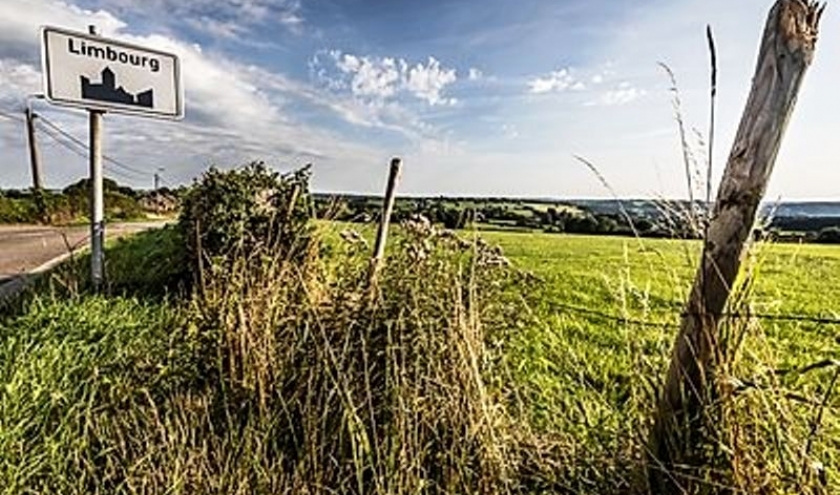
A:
178 162 314 273
0 196 38 223
816 226 840 244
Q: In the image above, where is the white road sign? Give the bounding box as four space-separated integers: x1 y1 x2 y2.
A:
41 27 183 119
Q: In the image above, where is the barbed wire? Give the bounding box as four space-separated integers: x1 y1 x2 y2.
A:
549 301 840 329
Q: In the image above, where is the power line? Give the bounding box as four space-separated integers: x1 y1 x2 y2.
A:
12 110 137 183
35 114 148 178
36 114 147 177
35 122 138 182
0 109 24 123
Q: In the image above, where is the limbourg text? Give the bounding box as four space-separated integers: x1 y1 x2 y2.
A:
68 38 160 73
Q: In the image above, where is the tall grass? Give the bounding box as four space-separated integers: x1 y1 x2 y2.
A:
186 216 525 493
0 211 538 494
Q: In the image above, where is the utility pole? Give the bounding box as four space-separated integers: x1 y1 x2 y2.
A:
88 24 105 290
25 105 47 222
24 107 43 192
153 168 164 190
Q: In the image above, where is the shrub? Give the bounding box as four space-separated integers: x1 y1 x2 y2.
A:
178 162 314 273
816 226 840 244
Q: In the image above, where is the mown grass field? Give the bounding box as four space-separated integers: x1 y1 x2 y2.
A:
482 231 840 361
479 230 840 424
1 220 838 493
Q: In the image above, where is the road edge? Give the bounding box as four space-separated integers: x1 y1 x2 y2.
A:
0 250 82 307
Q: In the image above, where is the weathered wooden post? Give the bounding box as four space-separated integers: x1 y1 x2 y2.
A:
371 157 403 272
367 157 403 295
649 0 824 491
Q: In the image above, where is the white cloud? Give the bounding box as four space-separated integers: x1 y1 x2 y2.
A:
468 67 483 81
590 82 646 106
318 51 458 106
0 0 388 189
79 0 305 37
185 16 244 40
0 59 41 104
528 68 586 94
591 74 604 84
405 57 457 106
336 54 402 99
250 63 435 142
501 124 518 139
278 11 304 29
0 0 125 55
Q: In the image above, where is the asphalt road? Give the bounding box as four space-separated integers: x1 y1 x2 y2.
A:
0 221 168 284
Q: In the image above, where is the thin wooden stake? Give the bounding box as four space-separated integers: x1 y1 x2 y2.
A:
649 1 825 491
371 157 403 275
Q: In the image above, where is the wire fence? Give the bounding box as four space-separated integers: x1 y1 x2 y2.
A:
549 300 840 329
2 108 839 332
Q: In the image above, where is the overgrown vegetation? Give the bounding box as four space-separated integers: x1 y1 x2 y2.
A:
0 178 180 224
179 162 313 267
1 164 837 494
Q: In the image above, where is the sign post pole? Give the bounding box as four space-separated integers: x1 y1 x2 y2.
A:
89 108 104 288
88 25 105 290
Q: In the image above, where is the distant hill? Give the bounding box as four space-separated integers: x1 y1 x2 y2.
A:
763 202 840 218
561 199 840 221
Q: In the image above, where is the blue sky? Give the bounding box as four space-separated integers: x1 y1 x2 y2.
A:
1 0 838 199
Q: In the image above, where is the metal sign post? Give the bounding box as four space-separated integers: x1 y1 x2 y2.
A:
89 107 104 288
87 25 105 289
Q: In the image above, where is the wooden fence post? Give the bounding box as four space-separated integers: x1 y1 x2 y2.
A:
649 1 825 492
371 157 403 277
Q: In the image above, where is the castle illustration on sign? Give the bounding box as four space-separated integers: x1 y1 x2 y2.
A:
81 67 154 108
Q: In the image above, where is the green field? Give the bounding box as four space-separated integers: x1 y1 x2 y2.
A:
2 221 838 493
483 231 840 360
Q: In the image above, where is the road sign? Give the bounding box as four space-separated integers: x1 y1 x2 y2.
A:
41 26 183 119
